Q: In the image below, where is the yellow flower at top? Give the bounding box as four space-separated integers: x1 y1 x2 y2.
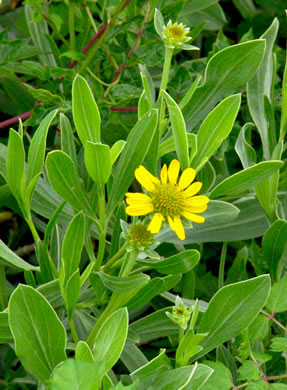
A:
163 20 191 48
125 160 209 241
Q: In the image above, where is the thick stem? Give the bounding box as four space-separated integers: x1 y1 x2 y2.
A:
159 46 173 97
69 316 79 344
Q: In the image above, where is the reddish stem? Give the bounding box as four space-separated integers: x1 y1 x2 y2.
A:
109 106 137 111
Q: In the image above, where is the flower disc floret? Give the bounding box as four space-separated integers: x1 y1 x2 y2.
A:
125 159 209 240
163 20 191 48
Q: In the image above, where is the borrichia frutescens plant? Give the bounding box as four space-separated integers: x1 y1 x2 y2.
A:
1 3 287 390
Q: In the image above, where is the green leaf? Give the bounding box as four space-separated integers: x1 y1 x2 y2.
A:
191 94 241 170
154 8 165 37
36 240 54 283
66 270 80 319
266 273 287 313
235 123 257 169
159 133 197 158
60 113 78 171
138 91 152 119
8 285 67 383
192 275 271 360
162 90 189 170
269 337 287 352
262 220 287 280
107 110 158 216
238 360 260 382
93 308 128 372
156 200 240 244
150 364 206 390
127 278 164 311
0 312 13 344
24 85 63 104
183 40 265 131
25 4 57 67
6 129 26 204
247 19 279 159
46 151 95 216
98 271 150 293
201 361 233 390
137 250 200 274
27 109 58 189
130 308 178 343
72 74 101 145
176 331 207 366
48 359 105 390
0 239 39 270
75 341 94 363
84 142 112 185
209 161 283 198
111 140 126 164
62 212 86 285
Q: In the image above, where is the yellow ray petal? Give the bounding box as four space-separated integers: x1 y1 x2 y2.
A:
135 165 160 193
178 168 196 190
183 182 202 198
126 204 153 216
168 216 176 231
168 159 180 185
187 195 209 206
184 203 208 213
181 210 205 223
173 216 185 240
148 213 164 234
125 193 152 206
160 164 168 184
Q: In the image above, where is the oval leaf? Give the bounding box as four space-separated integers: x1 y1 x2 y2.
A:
137 249 200 274
8 285 67 383
193 275 271 361
72 74 101 145
209 161 283 198
84 142 112 185
93 308 129 372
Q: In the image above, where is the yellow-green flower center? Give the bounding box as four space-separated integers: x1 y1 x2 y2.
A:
151 183 185 217
129 224 153 246
167 25 185 39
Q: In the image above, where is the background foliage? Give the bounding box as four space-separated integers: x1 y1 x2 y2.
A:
0 0 287 389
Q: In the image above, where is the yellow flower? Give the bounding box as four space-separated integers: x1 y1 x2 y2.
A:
125 159 209 241
163 20 191 48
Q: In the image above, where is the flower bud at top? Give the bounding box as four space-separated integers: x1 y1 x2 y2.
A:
163 20 191 49
166 296 191 330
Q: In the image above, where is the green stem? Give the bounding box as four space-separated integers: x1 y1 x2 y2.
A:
94 189 106 271
159 46 173 96
218 242 227 290
179 327 184 344
86 293 118 347
79 0 128 74
119 250 138 277
69 316 79 344
68 2 76 49
26 216 41 243
261 310 287 332
0 263 8 310
102 241 129 272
